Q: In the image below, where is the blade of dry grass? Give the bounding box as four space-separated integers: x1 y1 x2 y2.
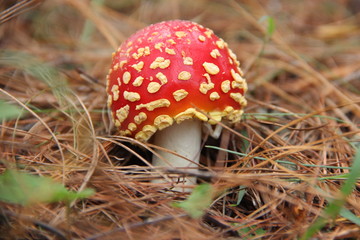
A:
64 0 124 49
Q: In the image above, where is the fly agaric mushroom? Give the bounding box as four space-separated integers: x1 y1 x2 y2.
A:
106 20 247 190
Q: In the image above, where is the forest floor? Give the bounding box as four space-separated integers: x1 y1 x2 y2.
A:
0 0 359 239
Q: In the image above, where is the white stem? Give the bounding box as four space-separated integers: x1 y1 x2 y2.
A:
152 119 201 191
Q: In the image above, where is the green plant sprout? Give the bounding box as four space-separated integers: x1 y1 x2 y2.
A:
172 183 214 218
0 170 94 206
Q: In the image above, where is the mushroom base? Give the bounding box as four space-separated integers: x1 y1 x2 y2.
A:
152 119 201 192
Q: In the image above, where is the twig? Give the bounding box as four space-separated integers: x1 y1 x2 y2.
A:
0 209 68 240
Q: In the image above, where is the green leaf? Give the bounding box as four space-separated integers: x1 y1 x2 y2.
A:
172 183 214 218
0 100 23 121
0 170 94 205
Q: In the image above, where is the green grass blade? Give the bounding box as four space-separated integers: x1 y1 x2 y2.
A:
243 112 346 123
300 148 360 239
0 50 71 107
259 15 276 39
340 208 360 226
206 144 357 174
205 145 353 171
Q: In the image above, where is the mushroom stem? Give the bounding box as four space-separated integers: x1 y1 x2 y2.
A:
152 119 201 191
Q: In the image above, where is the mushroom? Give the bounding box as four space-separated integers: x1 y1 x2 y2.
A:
106 20 247 191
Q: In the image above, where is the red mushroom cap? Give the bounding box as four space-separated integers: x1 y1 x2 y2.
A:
106 20 247 141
